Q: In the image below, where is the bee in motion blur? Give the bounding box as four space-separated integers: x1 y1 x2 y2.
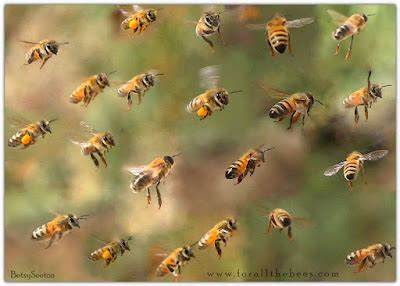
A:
346 242 395 273
69 72 114 107
8 118 57 149
324 149 388 191
327 9 374 60
21 39 69 69
195 7 226 52
247 14 314 58
198 218 237 258
88 237 132 267
156 243 196 281
120 5 161 34
71 121 115 168
117 70 163 110
225 144 275 185
343 70 391 125
31 213 88 249
125 153 179 209
267 208 297 240
187 65 242 120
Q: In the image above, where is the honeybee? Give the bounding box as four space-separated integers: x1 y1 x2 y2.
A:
225 144 275 185
156 244 196 281
187 65 242 120
267 208 294 240
198 218 237 258
88 237 132 267
125 153 179 209
31 213 88 249
69 72 114 107
346 242 395 273
22 39 69 69
343 70 391 125
327 9 374 60
120 5 161 34
247 14 314 58
117 70 163 110
8 118 57 149
71 121 115 168
323 150 388 191
196 8 226 52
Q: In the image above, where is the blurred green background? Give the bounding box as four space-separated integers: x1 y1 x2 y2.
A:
4 4 396 282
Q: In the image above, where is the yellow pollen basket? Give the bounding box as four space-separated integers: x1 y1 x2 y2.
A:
129 19 139 30
21 134 32 145
197 107 208 118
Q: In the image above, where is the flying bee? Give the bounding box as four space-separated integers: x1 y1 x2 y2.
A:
88 237 132 267
8 118 57 149
346 243 395 273
343 70 391 125
125 153 180 209
225 144 275 185
198 218 237 258
31 213 88 249
267 208 295 240
21 39 69 69
120 5 161 34
327 9 375 60
196 7 226 52
156 243 196 281
117 70 164 110
187 65 242 119
324 150 388 191
69 71 114 107
247 14 314 58
71 121 115 168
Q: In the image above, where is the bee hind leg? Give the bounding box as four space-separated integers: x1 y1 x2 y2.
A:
156 182 162 209
97 151 107 167
361 166 367 185
201 36 215 52
217 26 226 46
45 233 58 249
90 153 100 168
364 105 369 121
345 36 354 61
348 181 353 192
334 42 341 56
127 93 133 111
39 57 50 69
354 106 359 125
146 188 152 205
214 240 222 259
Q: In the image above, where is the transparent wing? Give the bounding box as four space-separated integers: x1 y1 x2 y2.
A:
258 83 291 99
361 150 388 161
199 65 220 90
323 161 345 176
80 121 98 134
286 17 315 28
118 5 132 16
327 9 348 25
125 165 148 176
8 116 31 128
246 23 266 31
132 5 143 12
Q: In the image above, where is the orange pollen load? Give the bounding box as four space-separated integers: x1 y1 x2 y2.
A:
197 107 208 118
129 19 139 30
21 134 32 145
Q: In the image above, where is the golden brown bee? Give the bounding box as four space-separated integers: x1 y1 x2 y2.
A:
8 118 57 149
120 5 161 34
267 208 294 240
343 70 391 124
71 121 115 168
187 65 242 119
31 213 88 249
346 242 395 273
22 39 69 69
117 70 163 110
198 218 237 258
247 14 314 58
324 150 388 191
125 153 179 209
327 9 374 60
196 8 226 52
88 237 132 267
225 144 275 184
69 72 114 107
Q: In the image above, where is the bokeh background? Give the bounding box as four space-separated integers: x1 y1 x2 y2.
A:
4 4 396 282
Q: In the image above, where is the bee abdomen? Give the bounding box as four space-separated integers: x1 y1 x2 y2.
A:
269 31 288 54
333 24 350 40
130 175 152 193
186 98 201 113
269 100 293 119
8 131 24 147
88 248 103 261
31 224 48 240
225 160 246 179
344 162 359 181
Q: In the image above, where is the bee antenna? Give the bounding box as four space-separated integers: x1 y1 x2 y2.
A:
107 70 117 76
59 41 69 45
171 152 181 158
78 214 90 220
315 99 324 105
217 10 227 15
262 147 275 154
49 118 58 123
366 13 376 17
154 73 165 76
127 236 133 241
229 90 243 94
381 84 392 88
190 240 199 247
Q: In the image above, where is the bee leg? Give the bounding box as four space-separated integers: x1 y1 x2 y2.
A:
274 117 284 123
287 112 296 129
360 165 367 185
334 42 340 56
288 34 293 56
202 36 215 53
138 92 143 105
45 233 58 249
287 226 293 240
217 26 226 46
267 39 275 58
354 107 359 125
234 175 244 185
156 182 162 209
39 57 49 69
355 257 369 273
97 151 107 167
214 240 222 259
345 36 354 61
221 237 227 247
348 181 353 192
266 220 272 234
127 93 133 111
167 264 175 274
364 105 369 121
90 153 100 168
247 159 256 176
146 188 152 205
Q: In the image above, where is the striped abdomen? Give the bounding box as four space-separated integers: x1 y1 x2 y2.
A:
344 159 361 181
31 223 50 241
269 99 296 119
187 96 205 113
8 130 27 147
343 88 368 108
130 174 154 193
225 156 249 179
267 26 289 54
270 210 292 229
88 245 115 261
198 228 220 249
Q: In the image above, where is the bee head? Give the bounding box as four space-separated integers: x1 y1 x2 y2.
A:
280 216 292 227
205 12 221 27
119 237 132 251
371 84 391 98
96 73 110 88
345 252 357 265
102 132 115 147
39 120 52 134
362 13 368 22
383 242 395 254
164 156 174 166
227 218 237 230
147 9 157 22
143 73 156 87
45 41 59 55
68 214 81 228
215 89 229 106
182 246 195 260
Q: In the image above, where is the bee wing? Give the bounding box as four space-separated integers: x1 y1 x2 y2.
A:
8 117 31 128
286 17 315 28
323 161 345 176
80 121 98 134
327 9 348 25
246 23 266 31
132 5 143 12
258 83 291 99
361 150 388 161
199 65 220 90
125 165 148 176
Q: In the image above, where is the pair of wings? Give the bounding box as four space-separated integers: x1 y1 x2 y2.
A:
327 9 350 25
323 150 388 177
119 5 145 17
247 17 315 31
70 121 100 145
199 65 221 90
125 160 166 181
258 83 305 101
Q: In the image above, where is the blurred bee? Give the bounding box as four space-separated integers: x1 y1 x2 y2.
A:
88 237 132 267
21 39 69 69
225 144 275 185
267 208 294 240
120 5 161 34
247 14 314 58
125 153 180 209
156 243 196 281
69 72 114 107
198 218 237 258
8 118 57 149
187 65 242 120
31 213 88 249
117 70 164 110
196 7 226 52
343 70 391 125
327 10 374 60
346 242 395 273
324 150 388 191
71 121 115 168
